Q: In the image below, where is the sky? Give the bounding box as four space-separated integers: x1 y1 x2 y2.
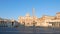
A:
0 0 60 20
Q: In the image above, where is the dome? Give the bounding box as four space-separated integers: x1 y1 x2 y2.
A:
26 13 30 17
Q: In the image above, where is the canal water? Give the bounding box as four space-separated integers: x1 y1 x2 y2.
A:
0 27 60 34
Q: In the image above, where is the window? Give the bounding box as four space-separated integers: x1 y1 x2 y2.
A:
27 23 29 25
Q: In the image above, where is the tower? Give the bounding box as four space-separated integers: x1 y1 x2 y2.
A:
32 8 36 26
32 8 35 17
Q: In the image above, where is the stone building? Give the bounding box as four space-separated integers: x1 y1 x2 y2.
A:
18 13 36 26
18 12 60 27
0 18 19 27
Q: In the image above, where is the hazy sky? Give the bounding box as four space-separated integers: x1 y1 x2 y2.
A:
0 0 60 20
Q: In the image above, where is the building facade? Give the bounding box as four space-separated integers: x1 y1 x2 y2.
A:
18 12 60 27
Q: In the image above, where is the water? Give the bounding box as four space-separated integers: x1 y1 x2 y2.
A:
0 27 60 34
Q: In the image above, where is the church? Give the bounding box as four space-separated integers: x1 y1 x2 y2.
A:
18 8 60 27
